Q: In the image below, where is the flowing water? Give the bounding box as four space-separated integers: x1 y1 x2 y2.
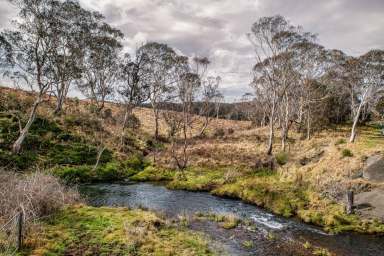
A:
80 182 384 256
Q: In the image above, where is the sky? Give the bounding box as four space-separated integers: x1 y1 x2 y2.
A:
0 0 383 101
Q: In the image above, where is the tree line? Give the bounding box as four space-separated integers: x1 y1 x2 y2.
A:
248 15 383 154
0 1 383 167
0 0 223 171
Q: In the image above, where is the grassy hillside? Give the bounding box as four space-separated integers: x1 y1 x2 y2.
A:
1 86 384 234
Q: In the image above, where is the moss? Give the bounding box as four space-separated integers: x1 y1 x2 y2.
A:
167 167 225 191
24 205 213 256
131 165 175 182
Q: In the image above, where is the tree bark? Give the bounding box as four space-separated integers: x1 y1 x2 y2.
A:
306 108 311 140
120 105 133 147
12 96 42 154
349 88 368 143
154 110 160 139
93 145 106 170
349 103 363 143
267 99 276 155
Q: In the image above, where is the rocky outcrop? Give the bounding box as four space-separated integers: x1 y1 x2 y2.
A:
363 154 384 183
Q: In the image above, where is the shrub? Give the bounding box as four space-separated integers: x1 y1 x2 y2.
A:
213 128 225 138
63 113 103 132
341 149 353 158
335 138 346 145
52 165 94 184
96 162 123 181
0 170 79 224
0 149 38 170
275 151 288 165
48 143 112 165
121 154 147 176
125 113 141 129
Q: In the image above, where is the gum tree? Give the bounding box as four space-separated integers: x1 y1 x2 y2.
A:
117 51 150 147
1 0 58 153
248 15 316 154
348 50 384 142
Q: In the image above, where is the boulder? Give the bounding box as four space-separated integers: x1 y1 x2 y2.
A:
363 154 384 182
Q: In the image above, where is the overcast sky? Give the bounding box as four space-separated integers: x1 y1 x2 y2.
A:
0 0 383 101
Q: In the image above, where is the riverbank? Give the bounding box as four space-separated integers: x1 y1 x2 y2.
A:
130 166 384 234
21 205 214 256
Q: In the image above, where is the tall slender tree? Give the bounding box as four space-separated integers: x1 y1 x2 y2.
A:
1 0 59 153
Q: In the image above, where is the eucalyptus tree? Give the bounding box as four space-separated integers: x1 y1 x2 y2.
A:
117 52 150 147
170 55 201 170
248 15 314 154
348 50 384 142
0 35 12 70
1 0 62 153
77 14 123 113
198 76 221 136
48 0 88 114
213 91 224 120
290 41 329 139
138 42 178 139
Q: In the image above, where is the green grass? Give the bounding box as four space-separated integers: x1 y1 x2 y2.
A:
341 148 353 157
23 205 214 256
130 165 175 182
52 154 147 184
132 166 384 234
194 212 240 229
0 113 113 170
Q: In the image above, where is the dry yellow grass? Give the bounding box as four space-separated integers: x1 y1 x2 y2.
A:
2 86 383 193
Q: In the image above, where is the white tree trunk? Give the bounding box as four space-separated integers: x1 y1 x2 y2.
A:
349 88 369 143
267 99 276 155
12 96 42 154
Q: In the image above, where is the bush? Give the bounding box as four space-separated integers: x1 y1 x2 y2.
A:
0 170 79 225
53 155 146 184
275 151 288 165
52 165 94 184
63 113 103 132
335 138 346 146
96 162 123 181
125 113 141 129
121 154 147 175
0 149 38 170
341 149 353 158
48 143 112 165
213 128 225 138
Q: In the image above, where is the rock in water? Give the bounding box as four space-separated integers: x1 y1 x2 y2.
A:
363 154 384 182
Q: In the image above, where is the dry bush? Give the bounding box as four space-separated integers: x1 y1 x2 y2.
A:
0 170 80 225
223 169 240 184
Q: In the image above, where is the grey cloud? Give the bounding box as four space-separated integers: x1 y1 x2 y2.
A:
0 0 383 101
